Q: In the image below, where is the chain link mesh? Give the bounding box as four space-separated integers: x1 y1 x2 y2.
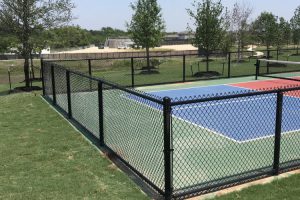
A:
280 89 300 169
42 59 300 199
43 62 53 99
171 93 276 196
185 54 228 81
53 65 68 112
70 73 100 138
102 83 165 190
92 58 132 86
133 56 183 86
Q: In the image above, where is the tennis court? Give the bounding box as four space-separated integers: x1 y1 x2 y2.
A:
42 59 300 198
145 80 300 142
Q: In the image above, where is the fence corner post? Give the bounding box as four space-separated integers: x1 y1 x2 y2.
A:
183 55 186 82
66 70 72 119
98 81 104 146
228 52 231 78
88 59 92 76
41 59 45 96
273 91 283 176
131 57 135 88
255 59 260 80
163 97 173 200
51 64 57 105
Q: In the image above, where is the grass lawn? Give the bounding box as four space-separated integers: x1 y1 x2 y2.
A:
213 173 300 200
1 85 300 200
0 88 149 199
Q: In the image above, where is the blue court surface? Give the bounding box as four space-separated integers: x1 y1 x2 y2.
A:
147 84 300 142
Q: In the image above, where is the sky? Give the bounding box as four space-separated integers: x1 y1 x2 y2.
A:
72 0 300 32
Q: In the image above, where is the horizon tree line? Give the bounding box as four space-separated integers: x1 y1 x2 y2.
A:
1 0 300 87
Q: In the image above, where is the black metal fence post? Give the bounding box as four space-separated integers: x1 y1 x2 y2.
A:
98 81 104 146
51 65 57 105
131 57 135 87
183 55 186 82
41 59 45 96
88 59 92 76
163 97 173 200
255 59 260 80
228 52 231 78
66 70 72 119
276 49 279 60
267 50 270 74
273 91 283 175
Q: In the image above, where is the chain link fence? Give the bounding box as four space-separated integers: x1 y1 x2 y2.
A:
42 60 300 199
44 48 300 88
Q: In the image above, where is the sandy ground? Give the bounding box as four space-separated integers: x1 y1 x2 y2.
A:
56 44 198 54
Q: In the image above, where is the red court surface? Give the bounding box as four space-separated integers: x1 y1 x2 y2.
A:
231 78 300 98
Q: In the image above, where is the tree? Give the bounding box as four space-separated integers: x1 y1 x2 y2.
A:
251 12 278 50
127 0 165 71
291 6 300 54
275 17 290 49
187 0 226 71
0 0 74 88
230 2 252 61
280 18 291 47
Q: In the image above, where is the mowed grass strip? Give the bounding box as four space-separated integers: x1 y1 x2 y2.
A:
0 92 149 200
213 173 300 200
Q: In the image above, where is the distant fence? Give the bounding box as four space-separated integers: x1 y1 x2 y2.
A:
0 54 40 60
44 48 300 88
42 59 300 199
41 50 199 60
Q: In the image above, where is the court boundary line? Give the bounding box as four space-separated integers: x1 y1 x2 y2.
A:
122 92 300 144
172 95 276 111
141 73 300 94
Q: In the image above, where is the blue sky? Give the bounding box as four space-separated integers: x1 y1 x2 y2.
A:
72 0 300 32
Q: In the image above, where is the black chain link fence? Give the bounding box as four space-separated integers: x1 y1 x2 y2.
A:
42 60 300 199
45 48 300 88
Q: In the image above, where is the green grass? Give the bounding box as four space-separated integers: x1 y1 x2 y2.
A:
213 174 300 200
52 50 300 87
0 90 149 200
0 59 41 84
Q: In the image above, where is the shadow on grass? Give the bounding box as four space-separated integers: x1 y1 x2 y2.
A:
0 90 10 96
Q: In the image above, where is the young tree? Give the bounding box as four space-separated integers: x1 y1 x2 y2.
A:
187 0 226 71
127 0 165 71
230 2 252 61
251 12 278 50
291 6 300 54
280 18 292 47
275 17 290 50
0 0 74 88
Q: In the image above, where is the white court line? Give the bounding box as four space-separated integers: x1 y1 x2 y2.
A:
143 81 255 93
122 92 300 144
173 95 276 111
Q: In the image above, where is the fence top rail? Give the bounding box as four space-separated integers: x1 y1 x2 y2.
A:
171 86 300 106
44 61 164 105
258 59 300 65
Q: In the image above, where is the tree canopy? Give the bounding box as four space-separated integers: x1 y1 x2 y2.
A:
291 6 300 50
127 0 165 69
187 0 226 71
251 12 278 49
0 0 74 88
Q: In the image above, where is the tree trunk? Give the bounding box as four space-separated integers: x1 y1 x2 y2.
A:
24 56 30 88
30 52 35 79
146 47 150 72
237 39 241 62
206 53 209 72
